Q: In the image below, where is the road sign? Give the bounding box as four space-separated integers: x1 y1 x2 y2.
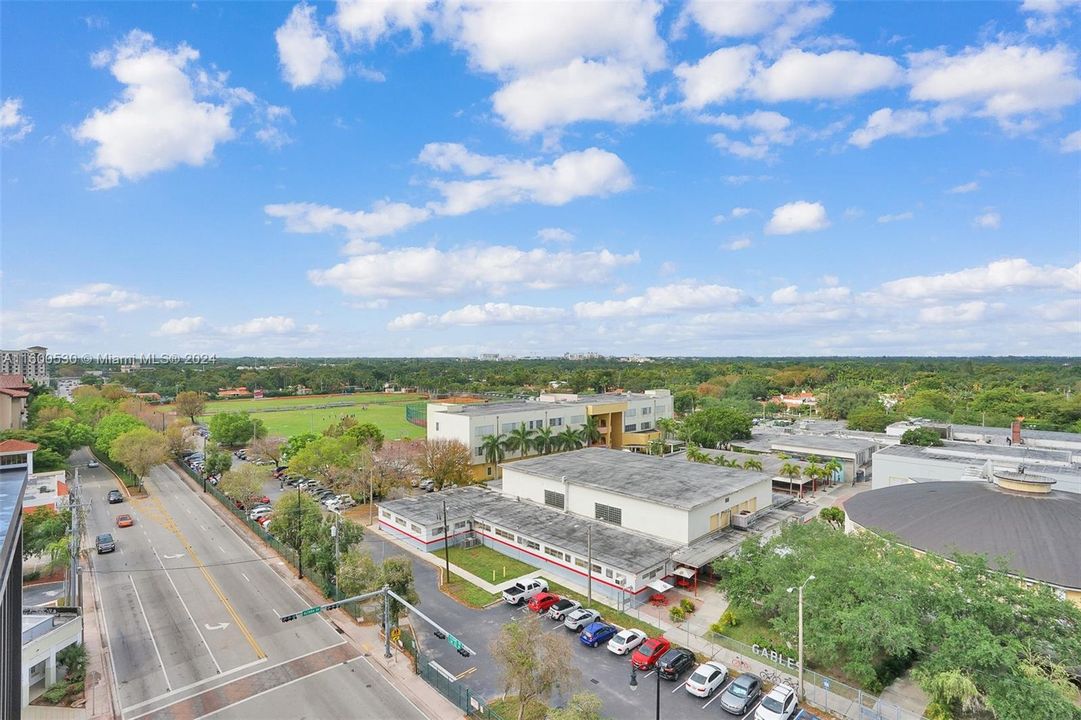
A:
446 634 463 651
301 607 320 617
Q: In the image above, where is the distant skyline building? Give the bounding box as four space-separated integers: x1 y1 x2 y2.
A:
0 348 47 385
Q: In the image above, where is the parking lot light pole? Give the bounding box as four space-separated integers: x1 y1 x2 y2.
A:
787 574 815 701
629 664 660 720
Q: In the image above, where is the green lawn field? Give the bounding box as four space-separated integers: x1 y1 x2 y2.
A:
160 392 426 441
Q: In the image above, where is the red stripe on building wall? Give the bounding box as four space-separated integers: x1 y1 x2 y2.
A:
380 519 674 596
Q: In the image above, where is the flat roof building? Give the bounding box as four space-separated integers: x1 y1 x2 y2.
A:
761 435 877 482
845 474 1081 608
427 389 673 480
886 419 1081 453
872 442 1081 495
378 448 778 607
502 448 773 545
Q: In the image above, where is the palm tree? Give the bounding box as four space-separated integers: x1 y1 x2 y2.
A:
780 462 802 497
647 439 665 456
581 416 602 446
803 462 823 495
555 426 583 452
480 433 508 467
686 444 709 464
823 458 843 485
656 417 679 447
534 426 556 455
742 458 763 471
506 423 536 458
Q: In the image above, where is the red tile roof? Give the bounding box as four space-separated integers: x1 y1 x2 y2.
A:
0 388 29 398
0 375 29 389
0 439 39 453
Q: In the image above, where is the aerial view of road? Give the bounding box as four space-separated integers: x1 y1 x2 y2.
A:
77 447 426 720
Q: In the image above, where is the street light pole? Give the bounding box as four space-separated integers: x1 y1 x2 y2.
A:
628 665 660 720
586 524 592 607
296 481 304 580
442 500 451 583
787 574 815 701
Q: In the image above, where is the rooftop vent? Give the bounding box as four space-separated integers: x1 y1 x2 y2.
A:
993 468 1055 494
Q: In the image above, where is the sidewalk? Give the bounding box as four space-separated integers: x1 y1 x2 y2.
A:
170 461 466 720
81 556 118 720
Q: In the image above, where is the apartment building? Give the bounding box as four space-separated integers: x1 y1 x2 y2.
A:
0 348 47 385
426 389 673 479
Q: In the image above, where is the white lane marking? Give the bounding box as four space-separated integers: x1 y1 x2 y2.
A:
195 656 363 719
702 687 726 709
241 573 250 583
204 623 230 631
672 680 688 693
126 643 346 720
271 608 279 617
122 657 268 714
186 508 192 515
739 698 764 720
130 574 172 691
217 544 225 553
152 547 223 675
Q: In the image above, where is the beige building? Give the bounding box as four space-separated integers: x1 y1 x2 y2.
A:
427 389 673 479
0 376 31 431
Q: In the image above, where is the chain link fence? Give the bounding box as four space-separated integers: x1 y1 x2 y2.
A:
704 631 929 720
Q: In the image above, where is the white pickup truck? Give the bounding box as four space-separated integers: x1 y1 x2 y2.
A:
502 578 549 605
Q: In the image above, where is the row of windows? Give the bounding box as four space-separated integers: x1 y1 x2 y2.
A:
494 528 514 541
478 519 623 582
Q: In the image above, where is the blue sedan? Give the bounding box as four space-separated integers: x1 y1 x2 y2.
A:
579 622 618 648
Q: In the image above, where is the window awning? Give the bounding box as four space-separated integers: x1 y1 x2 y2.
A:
672 567 696 579
648 579 673 593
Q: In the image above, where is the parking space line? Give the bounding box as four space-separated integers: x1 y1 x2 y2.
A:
740 698 764 720
671 681 687 693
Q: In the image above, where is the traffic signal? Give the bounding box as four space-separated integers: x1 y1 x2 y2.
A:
434 630 447 640
456 647 472 657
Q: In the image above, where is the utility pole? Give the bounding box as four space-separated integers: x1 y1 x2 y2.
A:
67 467 83 606
788 574 815 702
368 467 374 526
586 524 592 607
442 500 451 583
331 516 339 599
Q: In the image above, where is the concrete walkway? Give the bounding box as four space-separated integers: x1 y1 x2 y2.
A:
81 556 117 720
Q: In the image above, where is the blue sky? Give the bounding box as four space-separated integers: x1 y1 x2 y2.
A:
1 0 1079 357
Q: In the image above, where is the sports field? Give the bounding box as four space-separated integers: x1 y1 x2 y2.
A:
166 392 427 440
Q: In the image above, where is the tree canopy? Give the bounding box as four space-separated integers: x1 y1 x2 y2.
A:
714 521 1081 717
209 412 266 447
680 406 752 449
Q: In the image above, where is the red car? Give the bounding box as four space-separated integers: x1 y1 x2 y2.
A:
527 592 561 613
631 637 672 670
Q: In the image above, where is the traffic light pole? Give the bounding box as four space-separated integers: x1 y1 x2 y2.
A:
280 585 478 660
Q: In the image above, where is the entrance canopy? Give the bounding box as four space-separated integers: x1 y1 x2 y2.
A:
648 579 674 593
672 566 696 579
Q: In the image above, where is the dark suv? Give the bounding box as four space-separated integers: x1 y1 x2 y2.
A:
107 490 123 504
657 647 696 680
95 533 116 553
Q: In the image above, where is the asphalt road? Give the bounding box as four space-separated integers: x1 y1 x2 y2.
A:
24 580 65 607
77 447 427 720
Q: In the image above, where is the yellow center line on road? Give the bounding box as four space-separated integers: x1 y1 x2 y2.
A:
147 494 267 660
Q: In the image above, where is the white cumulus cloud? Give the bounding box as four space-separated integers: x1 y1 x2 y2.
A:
310 245 639 298
46 283 183 312
1061 129 1081 152
877 211 914 223
574 282 745 319
947 181 980 194
389 303 567 330
907 44 1081 127
674 46 758 109
973 210 1001 229
917 301 990 324
536 227 575 243
157 316 205 335
678 0 831 49
74 30 288 189
752 49 903 102
770 285 851 305
492 59 651 135
0 98 33 143
878 258 1081 299
334 0 432 45
765 201 830 235
224 316 297 335
276 3 344 89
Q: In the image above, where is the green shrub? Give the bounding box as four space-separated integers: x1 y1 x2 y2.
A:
42 681 69 704
58 643 88 683
669 606 686 623
679 598 696 614
711 609 738 634
24 570 40 582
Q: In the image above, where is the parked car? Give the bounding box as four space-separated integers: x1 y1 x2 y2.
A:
720 673 763 715
257 515 272 527
563 608 601 632
755 685 798 720
87 460 99 468
527 592 561 613
607 628 647 655
657 647 696 680
685 661 728 697
115 514 134 528
579 622 618 648
418 478 435 492
95 533 115 553
503 578 548 605
335 495 356 508
546 598 581 621
631 637 672 671
249 506 273 520
249 494 271 505
107 490 123 504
